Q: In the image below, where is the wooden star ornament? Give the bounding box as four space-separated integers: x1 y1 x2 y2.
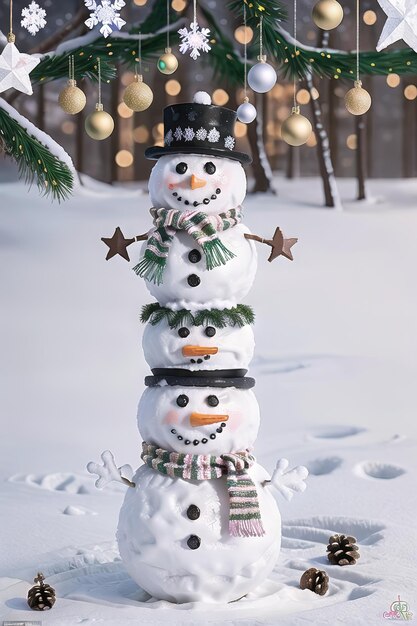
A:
245 227 298 262
101 227 147 261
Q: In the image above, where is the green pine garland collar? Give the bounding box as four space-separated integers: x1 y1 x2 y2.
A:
133 206 243 285
140 303 255 329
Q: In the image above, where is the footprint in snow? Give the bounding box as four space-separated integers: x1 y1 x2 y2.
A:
310 425 365 440
354 461 405 480
306 457 343 476
9 472 125 494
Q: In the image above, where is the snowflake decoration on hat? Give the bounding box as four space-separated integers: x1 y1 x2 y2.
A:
207 128 220 143
178 21 211 61
376 0 417 53
164 130 173 146
183 127 195 141
21 1 47 36
196 127 207 141
84 0 126 39
224 135 235 151
174 127 183 141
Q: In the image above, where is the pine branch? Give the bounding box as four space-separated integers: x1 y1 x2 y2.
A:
140 303 255 328
0 99 74 201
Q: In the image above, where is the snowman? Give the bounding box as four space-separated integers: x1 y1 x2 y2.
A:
102 91 298 310
91 91 308 605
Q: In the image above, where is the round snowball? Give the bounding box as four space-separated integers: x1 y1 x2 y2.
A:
193 91 212 105
247 61 277 94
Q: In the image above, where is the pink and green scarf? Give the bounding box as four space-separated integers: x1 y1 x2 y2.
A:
141 442 265 538
133 207 243 285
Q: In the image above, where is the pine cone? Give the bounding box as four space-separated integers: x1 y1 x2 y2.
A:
27 572 56 611
327 534 360 565
300 567 329 595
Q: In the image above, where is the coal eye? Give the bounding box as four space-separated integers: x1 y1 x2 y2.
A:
178 327 190 338
177 394 189 408
176 162 188 174
205 326 216 337
207 395 219 407
204 162 216 175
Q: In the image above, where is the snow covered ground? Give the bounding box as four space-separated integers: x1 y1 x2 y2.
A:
0 175 416 625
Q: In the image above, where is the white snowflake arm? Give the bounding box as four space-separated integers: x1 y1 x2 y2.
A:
87 450 135 489
263 458 308 501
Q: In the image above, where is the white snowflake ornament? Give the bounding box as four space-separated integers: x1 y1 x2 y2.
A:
0 41 40 95
84 0 126 39
376 0 417 53
196 127 207 141
21 1 47 36
224 135 235 150
207 127 220 143
183 127 195 141
178 21 211 60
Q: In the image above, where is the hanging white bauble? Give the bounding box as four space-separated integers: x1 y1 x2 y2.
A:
237 98 257 123
247 56 277 93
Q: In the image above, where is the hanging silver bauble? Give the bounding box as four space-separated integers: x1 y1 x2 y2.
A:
247 56 277 94
237 98 257 123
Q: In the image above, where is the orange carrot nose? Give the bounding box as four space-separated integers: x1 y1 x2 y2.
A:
190 413 229 427
190 174 207 190
182 345 219 357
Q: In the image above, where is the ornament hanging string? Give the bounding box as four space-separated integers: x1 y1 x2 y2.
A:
166 0 170 49
136 34 142 77
293 0 297 109
97 56 102 107
356 0 360 82
8 0 15 41
193 0 197 24
259 14 264 60
243 0 247 98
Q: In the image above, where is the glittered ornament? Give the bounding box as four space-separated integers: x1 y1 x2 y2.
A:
157 47 178 75
281 106 312 146
85 103 114 140
247 56 277 94
237 98 257 124
312 0 344 30
58 79 86 115
27 572 56 611
345 80 371 115
123 74 153 112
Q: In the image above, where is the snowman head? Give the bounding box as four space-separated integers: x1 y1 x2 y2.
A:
138 382 259 455
148 153 246 214
145 92 250 213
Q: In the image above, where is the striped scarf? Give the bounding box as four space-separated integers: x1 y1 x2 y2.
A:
133 207 243 285
141 442 265 538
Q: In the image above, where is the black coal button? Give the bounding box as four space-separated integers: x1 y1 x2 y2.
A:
187 534 201 549
187 504 200 520
187 274 201 287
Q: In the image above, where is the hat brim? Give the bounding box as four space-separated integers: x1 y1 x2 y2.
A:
145 374 255 389
144 145 252 165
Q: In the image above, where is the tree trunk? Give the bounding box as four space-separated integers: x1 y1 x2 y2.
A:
247 92 275 193
307 72 342 209
110 66 120 183
37 83 45 131
355 114 366 200
76 79 86 174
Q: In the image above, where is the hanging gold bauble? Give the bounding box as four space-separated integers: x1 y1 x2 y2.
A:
312 0 343 30
58 79 86 115
157 47 179 75
281 107 312 147
345 80 372 115
123 74 153 112
85 104 114 140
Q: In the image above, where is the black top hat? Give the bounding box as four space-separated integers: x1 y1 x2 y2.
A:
145 373 255 389
145 91 252 165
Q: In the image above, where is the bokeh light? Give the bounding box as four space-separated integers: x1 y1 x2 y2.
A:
115 150 134 167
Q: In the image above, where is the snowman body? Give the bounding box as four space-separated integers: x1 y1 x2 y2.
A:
117 463 281 604
140 227 257 310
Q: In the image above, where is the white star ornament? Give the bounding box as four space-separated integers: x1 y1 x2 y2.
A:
0 42 40 95
376 0 417 52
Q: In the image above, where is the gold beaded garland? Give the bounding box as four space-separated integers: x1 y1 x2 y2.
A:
312 0 344 30
345 80 372 115
123 74 153 112
58 79 86 115
85 104 114 140
157 47 178 75
281 107 312 147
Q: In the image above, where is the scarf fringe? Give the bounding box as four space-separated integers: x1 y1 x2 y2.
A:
230 519 265 538
202 239 236 270
133 256 165 285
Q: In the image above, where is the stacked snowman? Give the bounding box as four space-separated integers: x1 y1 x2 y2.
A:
88 92 308 604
